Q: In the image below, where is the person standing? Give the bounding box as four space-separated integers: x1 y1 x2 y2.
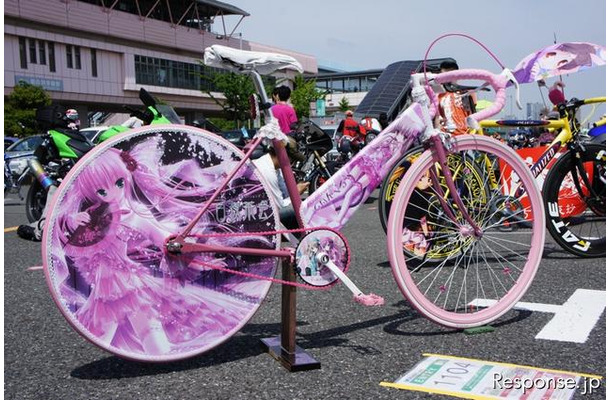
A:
338 110 366 152
270 86 304 166
271 86 298 135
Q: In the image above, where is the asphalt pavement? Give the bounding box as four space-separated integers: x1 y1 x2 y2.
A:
4 190 606 400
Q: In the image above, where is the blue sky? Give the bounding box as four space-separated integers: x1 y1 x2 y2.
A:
218 0 606 117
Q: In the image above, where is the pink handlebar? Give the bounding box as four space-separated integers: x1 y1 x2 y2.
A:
433 69 509 121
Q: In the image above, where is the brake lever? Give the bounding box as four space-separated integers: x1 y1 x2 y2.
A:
501 68 522 110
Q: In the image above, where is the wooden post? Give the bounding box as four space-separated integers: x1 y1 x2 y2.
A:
260 257 320 372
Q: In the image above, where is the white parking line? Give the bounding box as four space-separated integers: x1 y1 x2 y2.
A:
470 289 606 343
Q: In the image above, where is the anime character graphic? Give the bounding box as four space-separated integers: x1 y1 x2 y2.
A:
295 230 348 287
402 171 432 256
301 132 410 228
513 42 606 84
297 239 320 277
301 103 427 229
402 217 430 256
47 131 279 358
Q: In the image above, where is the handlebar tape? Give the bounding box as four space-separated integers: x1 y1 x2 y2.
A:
424 84 439 119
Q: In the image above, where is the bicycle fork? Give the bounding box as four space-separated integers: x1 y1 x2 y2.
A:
569 143 605 204
427 134 483 238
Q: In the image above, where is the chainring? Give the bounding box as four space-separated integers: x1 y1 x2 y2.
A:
294 229 350 287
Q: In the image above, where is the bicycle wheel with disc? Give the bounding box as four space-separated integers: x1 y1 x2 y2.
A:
42 125 280 362
387 135 544 328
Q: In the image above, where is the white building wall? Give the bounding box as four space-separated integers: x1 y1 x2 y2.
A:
4 0 317 116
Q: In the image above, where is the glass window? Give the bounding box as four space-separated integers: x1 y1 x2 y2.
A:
7 136 43 152
18 37 27 69
91 48 97 77
346 77 359 92
316 80 329 90
29 39 37 64
135 54 208 90
75 46 81 69
331 79 344 93
38 40 46 65
48 42 56 72
360 76 375 91
66 45 73 69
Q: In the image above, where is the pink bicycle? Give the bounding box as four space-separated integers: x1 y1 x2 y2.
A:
42 43 545 362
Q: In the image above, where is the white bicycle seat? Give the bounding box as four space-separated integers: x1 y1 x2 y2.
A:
204 45 303 75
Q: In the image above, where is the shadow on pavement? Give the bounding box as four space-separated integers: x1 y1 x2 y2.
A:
71 311 412 379
70 321 303 380
70 303 533 380
383 302 533 337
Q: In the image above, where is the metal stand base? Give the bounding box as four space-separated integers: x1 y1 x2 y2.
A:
260 257 320 372
260 336 320 372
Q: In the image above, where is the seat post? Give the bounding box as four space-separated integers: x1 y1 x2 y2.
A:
248 70 272 119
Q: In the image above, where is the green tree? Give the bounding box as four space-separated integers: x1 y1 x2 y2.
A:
207 117 239 131
5 81 52 137
201 70 254 129
338 96 351 112
290 75 326 119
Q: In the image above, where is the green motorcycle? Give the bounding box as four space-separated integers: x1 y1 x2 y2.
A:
26 88 180 222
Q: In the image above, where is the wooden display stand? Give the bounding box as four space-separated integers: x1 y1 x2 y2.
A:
260 257 321 372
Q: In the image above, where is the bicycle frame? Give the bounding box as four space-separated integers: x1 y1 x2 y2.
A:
479 96 605 180
169 70 479 259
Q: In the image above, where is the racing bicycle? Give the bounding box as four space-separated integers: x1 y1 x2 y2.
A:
42 42 545 362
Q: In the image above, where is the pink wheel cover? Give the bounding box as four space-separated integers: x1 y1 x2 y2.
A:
42 125 280 362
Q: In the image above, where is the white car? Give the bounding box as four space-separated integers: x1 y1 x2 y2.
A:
5 135 43 176
79 126 110 143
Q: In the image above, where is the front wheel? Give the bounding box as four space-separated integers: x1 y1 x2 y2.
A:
542 143 605 257
387 135 545 328
378 145 489 238
26 180 47 222
42 125 281 362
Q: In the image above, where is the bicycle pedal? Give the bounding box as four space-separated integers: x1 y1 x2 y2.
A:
353 293 385 306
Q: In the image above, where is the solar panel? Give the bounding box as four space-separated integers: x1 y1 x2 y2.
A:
355 57 457 122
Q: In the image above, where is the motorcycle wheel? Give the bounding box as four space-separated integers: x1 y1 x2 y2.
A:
308 161 340 194
26 180 46 223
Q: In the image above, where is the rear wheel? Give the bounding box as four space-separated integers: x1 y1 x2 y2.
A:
42 125 280 362
26 180 46 222
542 143 605 257
387 135 544 328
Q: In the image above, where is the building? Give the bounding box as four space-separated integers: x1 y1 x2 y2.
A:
526 102 546 119
4 0 318 127
314 68 384 115
312 58 456 121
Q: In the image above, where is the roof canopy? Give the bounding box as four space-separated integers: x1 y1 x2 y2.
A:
196 0 249 17
88 0 249 36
